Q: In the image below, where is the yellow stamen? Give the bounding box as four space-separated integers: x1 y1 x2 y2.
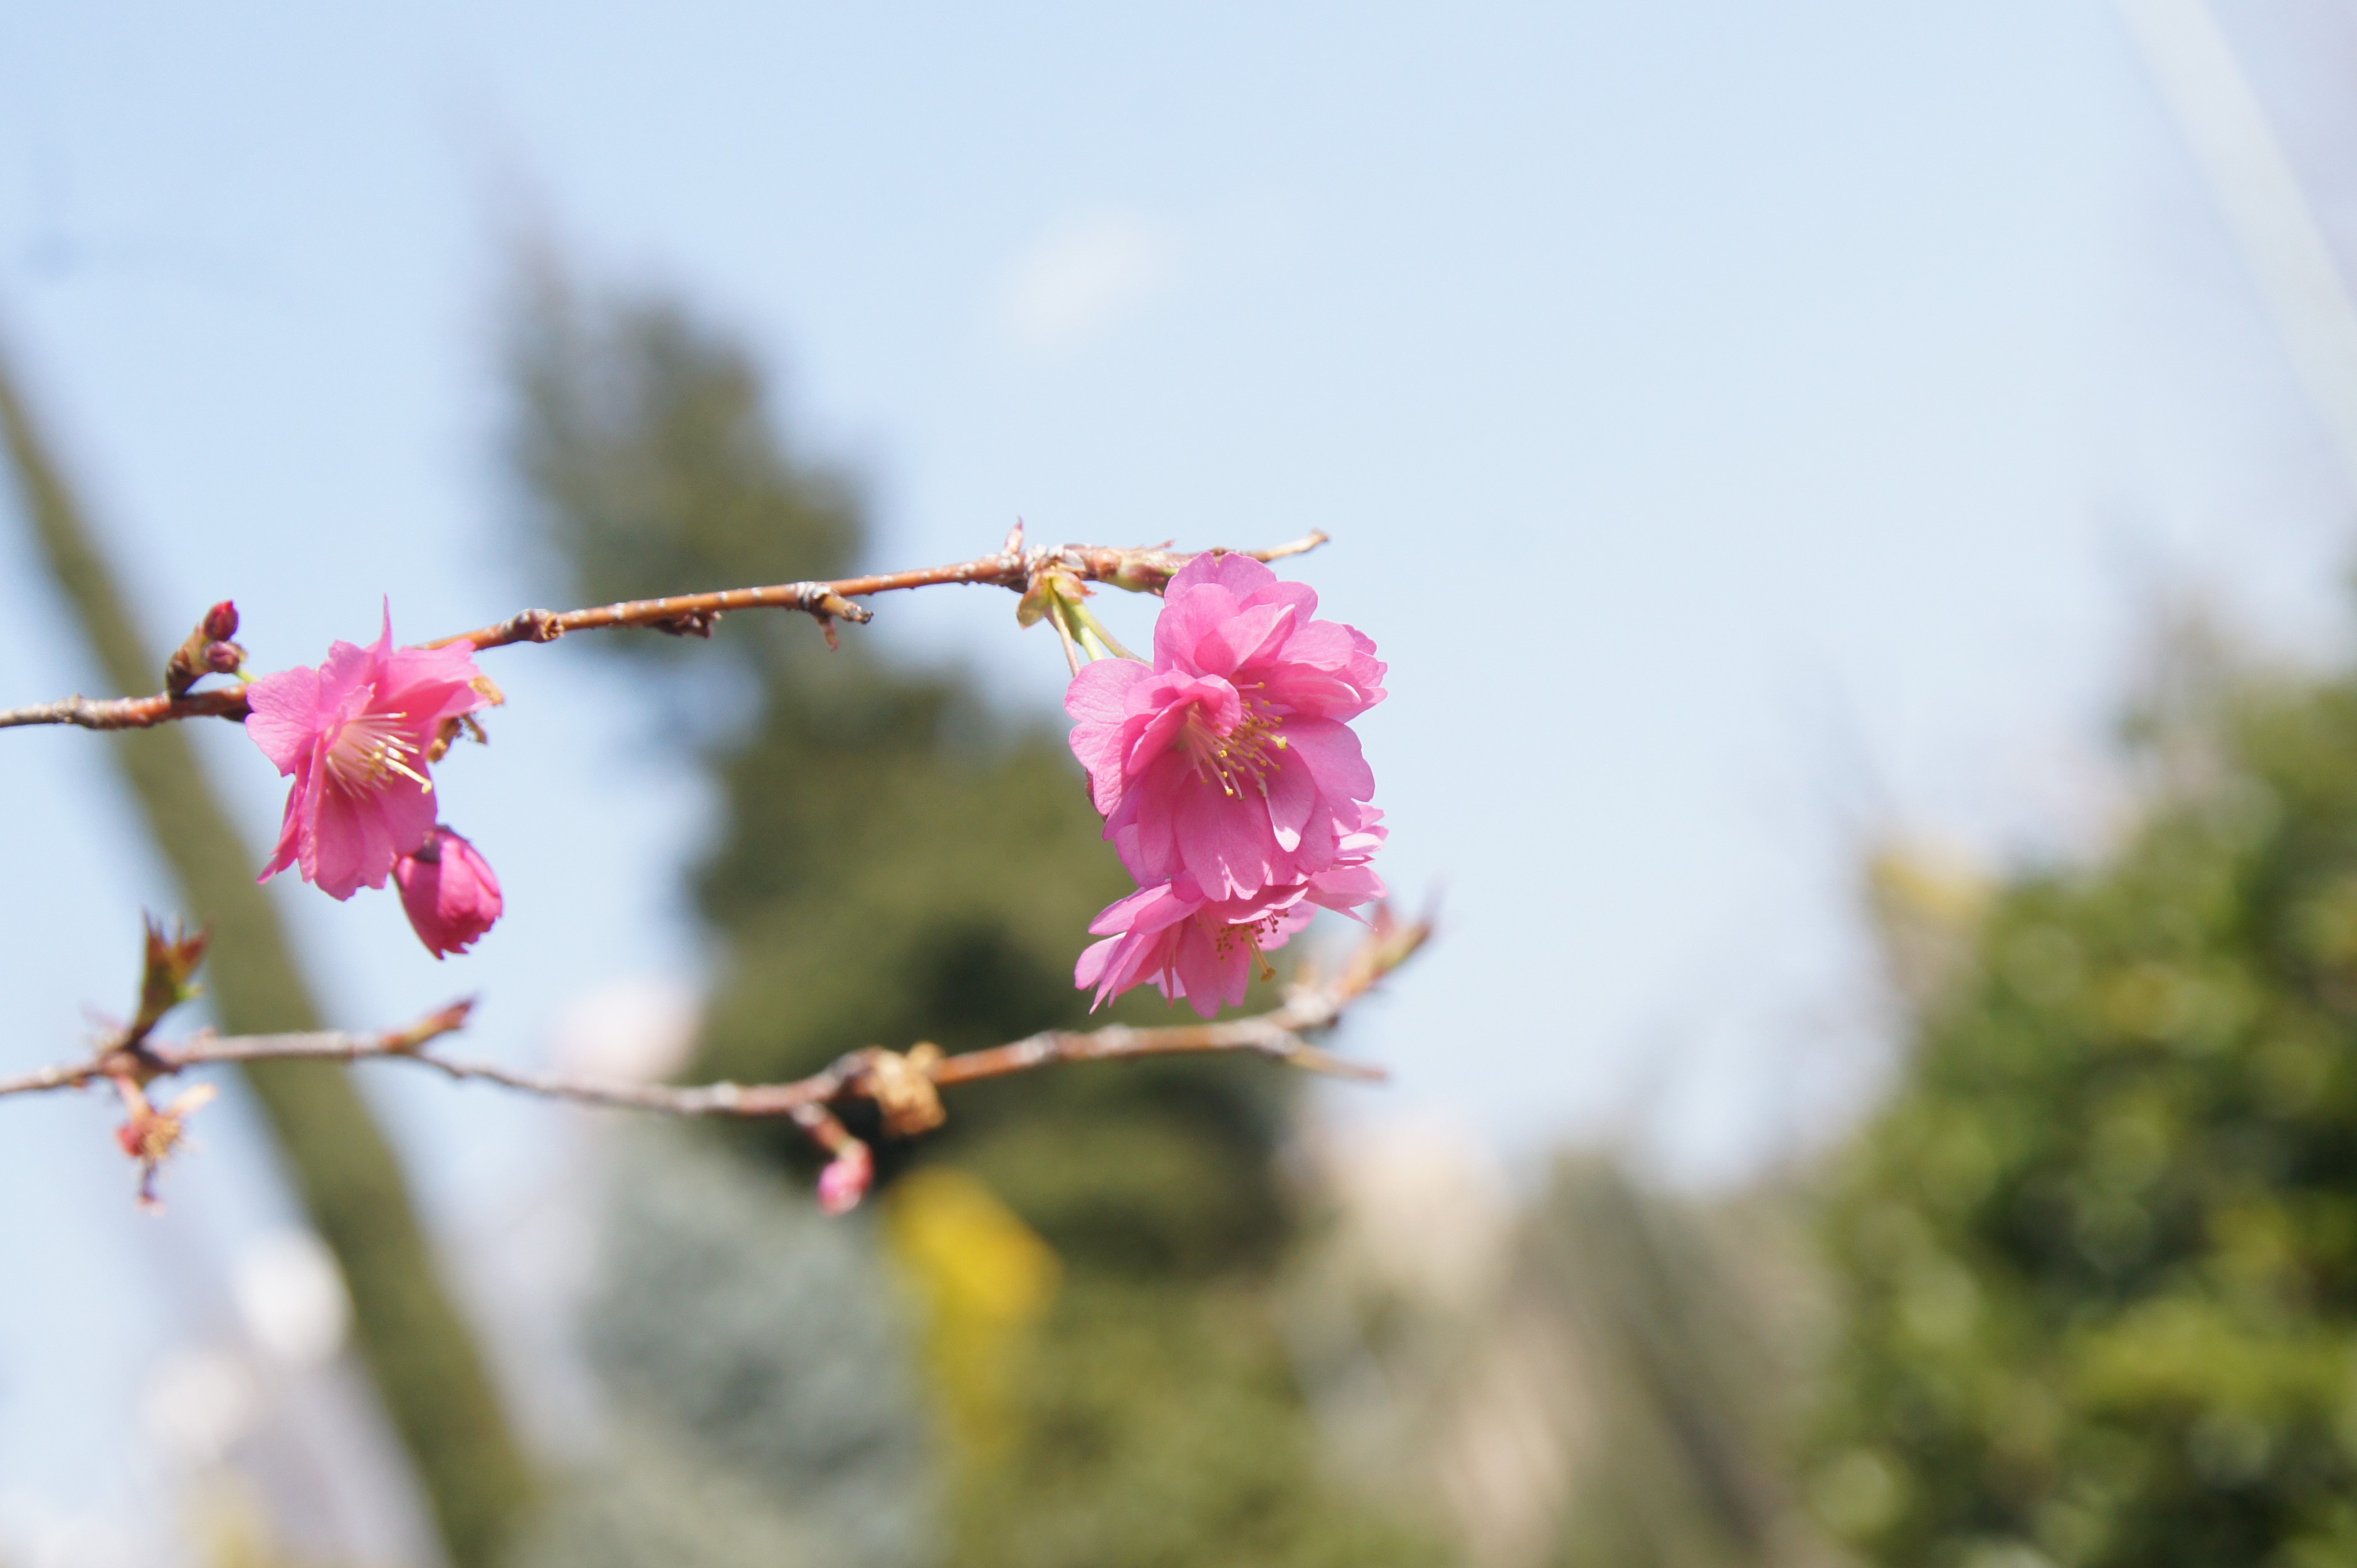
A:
326 711 432 793
1176 687 1289 800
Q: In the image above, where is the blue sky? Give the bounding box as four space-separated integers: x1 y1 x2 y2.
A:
2 0 2352 1554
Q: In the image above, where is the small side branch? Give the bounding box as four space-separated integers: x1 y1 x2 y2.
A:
0 530 1329 731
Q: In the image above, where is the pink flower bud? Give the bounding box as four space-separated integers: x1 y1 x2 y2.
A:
203 600 240 641
816 1142 874 1215
393 826 503 959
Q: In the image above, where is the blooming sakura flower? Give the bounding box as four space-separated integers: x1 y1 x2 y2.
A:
245 608 489 900
1066 552 1385 899
394 826 504 959
1075 813 1388 1018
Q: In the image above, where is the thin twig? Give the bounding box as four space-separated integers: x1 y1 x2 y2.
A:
0 912 1423 1122
0 530 1329 732
0 687 250 733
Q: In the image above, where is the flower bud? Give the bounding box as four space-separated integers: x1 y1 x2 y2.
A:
817 1142 874 1215
393 826 503 959
166 602 246 695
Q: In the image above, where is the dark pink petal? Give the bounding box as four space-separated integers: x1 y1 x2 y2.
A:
1075 934 1120 993
309 775 436 900
384 638 482 693
1171 784 1275 898
1087 880 1179 937
1065 656 1150 725
306 788 369 900
377 779 440 864
270 759 329 886
1166 551 1277 601
1272 904 1316 946
1237 577 1319 621
1170 924 1247 1017
259 779 308 884
313 638 376 713
244 667 329 774
1253 621 1384 718
1308 861 1386 913
1192 602 1295 680
1343 628 1388 702
1263 752 1316 853
1152 582 1245 672
1122 703 1196 782
1067 661 1154 811
1102 778 1171 883
1282 717 1376 804
1121 676 1239 781
1076 884 1193 1009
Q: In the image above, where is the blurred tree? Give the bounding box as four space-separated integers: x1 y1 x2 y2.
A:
0 341 532 1568
504 266 1440 1567
1524 1161 1822 1568
1815 632 2357 1566
1286 1141 1826 1568
510 1130 936 1568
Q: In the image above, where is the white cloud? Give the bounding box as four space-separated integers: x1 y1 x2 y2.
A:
995 210 1179 355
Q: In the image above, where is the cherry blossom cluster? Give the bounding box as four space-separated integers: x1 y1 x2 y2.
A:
6 534 1408 1211
1064 553 1388 1016
226 555 1390 1013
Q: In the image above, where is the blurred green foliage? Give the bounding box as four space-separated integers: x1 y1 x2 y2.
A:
506 270 1438 1566
1817 648 2357 1566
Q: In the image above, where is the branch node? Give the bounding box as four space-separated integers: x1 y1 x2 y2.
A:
862 1043 947 1137
651 609 720 638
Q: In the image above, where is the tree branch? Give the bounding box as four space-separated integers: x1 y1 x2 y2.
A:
1 911 1424 1125
0 528 1329 732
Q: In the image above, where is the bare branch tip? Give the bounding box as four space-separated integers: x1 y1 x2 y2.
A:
388 997 474 1053
1291 1046 1389 1083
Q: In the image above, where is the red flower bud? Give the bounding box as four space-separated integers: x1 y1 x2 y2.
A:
817 1142 874 1214
202 601 240 641
393 826 503 959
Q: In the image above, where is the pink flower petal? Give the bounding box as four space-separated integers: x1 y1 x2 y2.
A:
243 606 488 902
243 666 327 775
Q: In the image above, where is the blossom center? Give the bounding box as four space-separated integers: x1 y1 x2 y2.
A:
326 710 431 794
1210 909 1287 981
1177 691 1289 800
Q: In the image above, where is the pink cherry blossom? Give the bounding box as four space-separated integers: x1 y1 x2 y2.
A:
393 826 504 959
1066 552 1385 899
245 607 489 900
1074 813 1387 1018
